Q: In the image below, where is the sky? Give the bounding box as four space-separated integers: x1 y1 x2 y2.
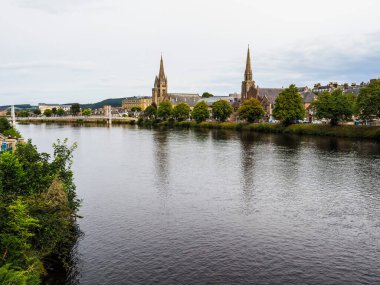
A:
1 0 380 105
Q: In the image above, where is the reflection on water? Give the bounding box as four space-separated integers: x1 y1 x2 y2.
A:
153 131 170 196
17 124 380 285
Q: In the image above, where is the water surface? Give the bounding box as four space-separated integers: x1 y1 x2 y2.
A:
18 124 380 284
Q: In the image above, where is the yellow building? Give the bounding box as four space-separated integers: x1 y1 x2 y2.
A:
122 96 152 111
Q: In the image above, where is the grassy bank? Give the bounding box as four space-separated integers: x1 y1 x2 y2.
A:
139 119 380 140
17 118 136 125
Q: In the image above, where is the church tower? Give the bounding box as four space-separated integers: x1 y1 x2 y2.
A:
152 55 168 105
241 46 257 102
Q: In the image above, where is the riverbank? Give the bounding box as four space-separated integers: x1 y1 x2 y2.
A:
146 120 380 140
17 116 136 125
17 118 380 140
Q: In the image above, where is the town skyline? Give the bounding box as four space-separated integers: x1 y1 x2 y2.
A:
1 0 380 105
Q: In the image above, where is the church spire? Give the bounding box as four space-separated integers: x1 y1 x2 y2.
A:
245 46 252 81
159 54 165 80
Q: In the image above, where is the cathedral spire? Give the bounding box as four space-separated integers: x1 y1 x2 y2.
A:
159 54 165 80
245 46 252 81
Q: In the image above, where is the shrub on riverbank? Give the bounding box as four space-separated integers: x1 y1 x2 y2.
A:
0 117 21 138
0 139 80 284
138 118 380 140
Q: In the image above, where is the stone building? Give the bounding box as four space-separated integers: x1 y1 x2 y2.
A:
122 96 152 111
240 47 282 118
152 56 200 107
152 55 169 105
38 103 71 113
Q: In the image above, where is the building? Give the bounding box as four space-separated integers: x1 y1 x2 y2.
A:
122 96 152 111
152 56 169 105
168 93 200 107
38 103 71 113
152 56 200 107
1 133 24 153
240 47 282 118
312 82 366 95
301 91 317 122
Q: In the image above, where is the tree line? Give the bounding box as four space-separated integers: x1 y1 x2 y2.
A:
140 79 380 126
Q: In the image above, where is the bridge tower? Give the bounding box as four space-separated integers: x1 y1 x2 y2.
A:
11 105 16 127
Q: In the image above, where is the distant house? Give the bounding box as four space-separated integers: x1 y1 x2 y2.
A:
38 103 71 113
0 133 24 153
301 92 317 122
122 96 152 111
168 93 200 107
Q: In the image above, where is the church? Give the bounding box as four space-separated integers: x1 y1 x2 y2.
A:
241 47 283 119
152 56 200 107
151 49 283 118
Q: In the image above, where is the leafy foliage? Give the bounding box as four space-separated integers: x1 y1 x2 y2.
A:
131 107 142 112
143 105 157 120
43 109 52 117
70 103 81 115
0 139 80 284
356 79 380 119
201 92 214 98
173 103 190 121
237 98 265 122
313 89 355 125
273 84 305 125
157 101 173 120
56 109 65 116
16 110 29 118
191 101 210 123
81 108 92 116
212 100 233 122
33 109 41 116
0 117 12 133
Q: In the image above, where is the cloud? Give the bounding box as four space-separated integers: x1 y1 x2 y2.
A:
9 0 102 14
0 61 96 72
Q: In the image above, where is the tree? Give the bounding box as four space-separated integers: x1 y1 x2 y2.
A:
56 108 65 116
312 89 355 126
0 152 26 195
212 100 233 122
191 101 209 123
33 109 41 116
173 102 190 121
0 117 12 133
131 107 142 112
70 103 81 115
17 110 29 117
202 92 214 98
43 109 53 117
157 101 173 120
356 79 380 119
273 84 305 125
82 108 92 116
0 139 80 284
144 105 157 120
237 98 265 122
52 107 57 115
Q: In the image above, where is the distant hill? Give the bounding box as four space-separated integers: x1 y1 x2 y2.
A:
79 98 124 110
0 104 35 111
0 98 125 111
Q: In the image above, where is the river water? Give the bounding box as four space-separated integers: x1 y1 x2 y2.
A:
18 124 380 284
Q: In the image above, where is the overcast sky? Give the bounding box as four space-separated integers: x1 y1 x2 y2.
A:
1 0 380 105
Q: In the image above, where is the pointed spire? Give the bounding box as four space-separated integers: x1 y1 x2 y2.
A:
245 45 252 80
159 54 165 80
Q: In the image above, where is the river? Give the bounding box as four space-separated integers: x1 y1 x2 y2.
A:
18 123 380 284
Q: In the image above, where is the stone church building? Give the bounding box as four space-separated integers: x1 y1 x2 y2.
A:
152 56 200 107
241 47 283 119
